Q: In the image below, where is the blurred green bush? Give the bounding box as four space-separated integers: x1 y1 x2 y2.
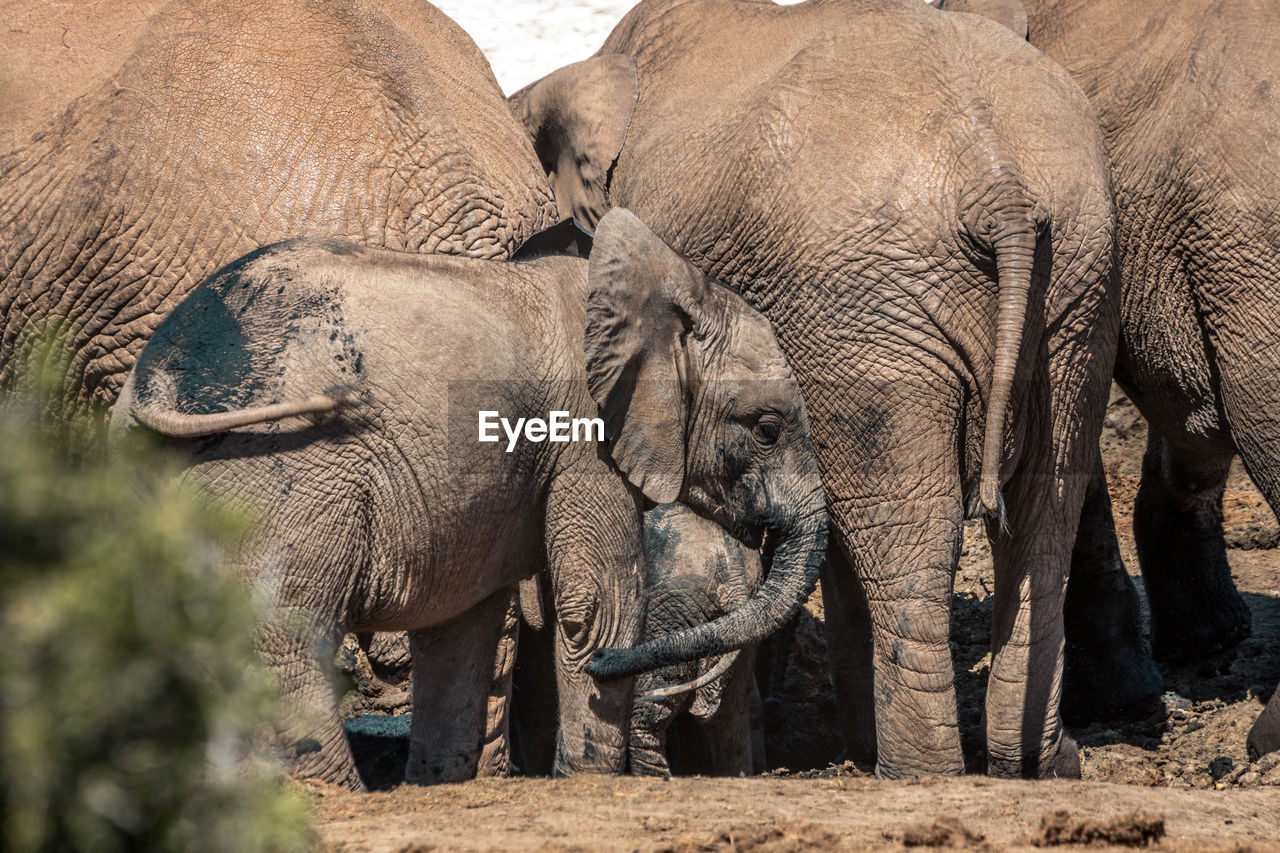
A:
0 397 315 852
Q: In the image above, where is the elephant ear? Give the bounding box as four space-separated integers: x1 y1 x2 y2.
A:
936 0 1028 39
585 208 714 504
509 54 639 229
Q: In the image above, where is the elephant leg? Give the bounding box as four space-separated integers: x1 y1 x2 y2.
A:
1062 453 1162 723
1247 683 1280 762
985 517 1080 778
834 491 965 778
477 592 520 776
821 541 878 766
629 694 677 777
260 607 363 790
1134 430 1248 660
406 586 514 785
542 460 643 776
696 646 758 777
747 676 768 774
511 616 559 776
985 444 1088 779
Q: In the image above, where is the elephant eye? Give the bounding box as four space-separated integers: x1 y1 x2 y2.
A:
558 595 597 642
751 414 784 446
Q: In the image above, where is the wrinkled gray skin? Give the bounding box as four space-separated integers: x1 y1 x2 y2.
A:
0 0 557 416
630 503 765 777
514 0 1118 779
111 208 827 790
956 0 1280 725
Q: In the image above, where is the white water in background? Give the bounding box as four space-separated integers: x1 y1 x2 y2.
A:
432 0 813 94
432 1 639 94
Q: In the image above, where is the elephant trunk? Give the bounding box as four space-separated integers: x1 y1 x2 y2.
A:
129 390 359 438
587 508 826 680
979 212 1036 517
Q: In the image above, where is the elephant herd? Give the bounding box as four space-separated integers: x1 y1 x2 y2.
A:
2 0 1278 789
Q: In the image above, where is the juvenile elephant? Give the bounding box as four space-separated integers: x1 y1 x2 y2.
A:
510 502 769 778
630 502 766 777
955 0 1280 724
0 0 557 416
111 209 828 789
516 0 1118 778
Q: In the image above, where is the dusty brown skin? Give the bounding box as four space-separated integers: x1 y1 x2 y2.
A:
513 0 1117 779
973 0 1280 731
0 0 557 415
111 209 827 791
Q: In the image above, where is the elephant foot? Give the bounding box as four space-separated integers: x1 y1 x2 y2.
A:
1062 640 1162 725
1145 572 1251 662
1064 459 1164 724
1246 686 1280 762
986 732 1080 780
1134 435 1251 662
291 734 367 792
1059 653 1162 722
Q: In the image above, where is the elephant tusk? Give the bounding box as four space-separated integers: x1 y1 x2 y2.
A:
635 649 740 701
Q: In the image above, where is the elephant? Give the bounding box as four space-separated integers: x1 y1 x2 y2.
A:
943 0 1280 725
513 0 1119 779
0 0 558 417
110 208 828 790
630 502 766 778
509 501 770 778
1248 686 1280 762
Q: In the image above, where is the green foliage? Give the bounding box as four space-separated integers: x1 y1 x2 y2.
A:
0 398 316 852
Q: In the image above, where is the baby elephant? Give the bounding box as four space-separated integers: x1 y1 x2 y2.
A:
112 208 827 790
630 502 766 777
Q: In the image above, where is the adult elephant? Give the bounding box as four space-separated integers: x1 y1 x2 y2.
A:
111 209 829 789
514 0 1118 779
0 0 558 416
949 0 1279 722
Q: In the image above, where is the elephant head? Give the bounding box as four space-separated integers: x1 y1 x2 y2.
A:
629 502 763 777
583 208 827 683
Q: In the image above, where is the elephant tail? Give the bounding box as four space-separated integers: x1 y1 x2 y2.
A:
978 195 1037 521
131 388 360 438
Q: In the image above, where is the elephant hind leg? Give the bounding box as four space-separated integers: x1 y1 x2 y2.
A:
1135 430 1248 660
407 586 517 785
697 647 759 777
985 438 1086 779
255 505 371 791
1062 453 1163 724
259 607 364 790
835 493 966 779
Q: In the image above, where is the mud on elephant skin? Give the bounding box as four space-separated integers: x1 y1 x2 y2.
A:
0 0 557 417
515 0 1118 779
111 208 828 790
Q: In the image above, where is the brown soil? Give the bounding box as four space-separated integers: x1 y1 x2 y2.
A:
311 775 1280 851
320 387 1280 850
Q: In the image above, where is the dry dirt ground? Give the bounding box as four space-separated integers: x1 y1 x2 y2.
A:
317 390 1280 850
